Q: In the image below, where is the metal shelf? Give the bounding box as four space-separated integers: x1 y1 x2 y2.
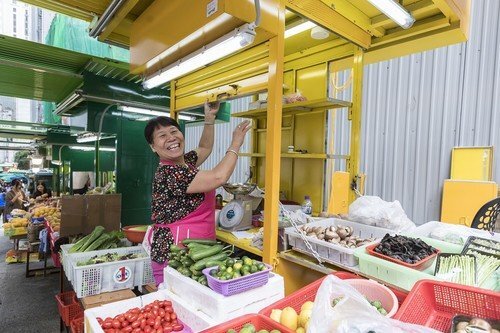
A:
239 153 348 159
216 228 263 257
233 97 352 118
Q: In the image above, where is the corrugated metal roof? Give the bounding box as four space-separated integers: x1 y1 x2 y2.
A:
333 0 500 225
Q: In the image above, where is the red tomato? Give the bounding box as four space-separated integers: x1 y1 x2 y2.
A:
141 318 147 329
147 318 155 327
154 317 162 329
122 320 130 328
117 315 125 322
102 320 113 329
171 319 178 325
122 326 133 333
152 309 159 317
132 329 142 333
164 315 171 322
158 309 166 318
153 304 159 311
131 320 140 329
163 326 173 333
97 317 104 324
164 301 172 307
170 313 177 321
144 325 152 333
164 306 173 314
173 323 184 332
112 319 121 329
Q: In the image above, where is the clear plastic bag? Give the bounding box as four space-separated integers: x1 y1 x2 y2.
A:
348 196 416 232
308 275 439 333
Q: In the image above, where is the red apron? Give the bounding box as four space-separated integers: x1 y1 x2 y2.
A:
149 159 216 285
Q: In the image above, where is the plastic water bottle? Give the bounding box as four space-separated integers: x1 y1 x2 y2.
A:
301 195 312 216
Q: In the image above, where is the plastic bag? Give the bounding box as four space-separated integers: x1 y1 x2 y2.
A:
348 196 416 232
308 275 439 333
142 225 154 256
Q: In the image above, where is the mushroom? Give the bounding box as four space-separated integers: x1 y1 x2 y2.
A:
325 229 339 241
336 226 350 239
468 318 492 331
455 322 469 331
317 232 325 240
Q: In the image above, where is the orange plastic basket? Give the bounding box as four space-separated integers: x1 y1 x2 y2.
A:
70 314 84 333
394 280 500 332
200 314 293 333
55 291 83 326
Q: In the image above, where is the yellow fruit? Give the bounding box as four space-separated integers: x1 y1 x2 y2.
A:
298 308 312 328
300 301 314 312
270 309 282 323
280 307 298 331
304 321 310 332
296 328 305 333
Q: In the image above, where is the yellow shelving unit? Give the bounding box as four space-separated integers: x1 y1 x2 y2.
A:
215 228 263 257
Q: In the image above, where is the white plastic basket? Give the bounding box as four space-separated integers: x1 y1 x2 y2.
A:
285 218 393 267
60 239 134 282
67 246 154 298
84 289 216 333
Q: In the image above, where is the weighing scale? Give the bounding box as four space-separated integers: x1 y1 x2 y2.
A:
218 183 263 231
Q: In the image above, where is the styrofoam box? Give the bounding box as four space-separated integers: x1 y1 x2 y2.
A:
60 239 134 282
285 218 393 267
68 246 154 298
84 289 216 333
164 266 285 323
410 221 500 244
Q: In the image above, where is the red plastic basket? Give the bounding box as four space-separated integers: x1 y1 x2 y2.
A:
366 243 440 270
70 314 84 333
259 271 408 318
56 291 83 326
394 280 500 332
200 314 294 333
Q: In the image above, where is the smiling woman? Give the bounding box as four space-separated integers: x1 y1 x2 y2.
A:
143 101 251 285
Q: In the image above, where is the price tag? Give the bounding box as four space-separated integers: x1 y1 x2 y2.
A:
206 0 218 17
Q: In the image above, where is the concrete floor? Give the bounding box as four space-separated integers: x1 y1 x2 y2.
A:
0 228 61 333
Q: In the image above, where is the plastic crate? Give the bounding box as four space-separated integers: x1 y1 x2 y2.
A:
200 314 294 333
285 218 392 267
56 291 83 326
60 240 136 282
354 236 464 292
70 314 84 333
394 280 500 332
202 264 272 296
365 242 440 271
68 246 154 298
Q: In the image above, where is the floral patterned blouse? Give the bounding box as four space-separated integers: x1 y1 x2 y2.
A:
150 150 204 263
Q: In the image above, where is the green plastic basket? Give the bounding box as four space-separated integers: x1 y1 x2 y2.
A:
354 236 463 292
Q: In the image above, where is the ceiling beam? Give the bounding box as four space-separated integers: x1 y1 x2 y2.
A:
286 0 371 49
371 0 437 28
98 0 139 42
21 0 94 21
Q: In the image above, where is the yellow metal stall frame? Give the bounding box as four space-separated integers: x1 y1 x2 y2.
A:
126 0 470 294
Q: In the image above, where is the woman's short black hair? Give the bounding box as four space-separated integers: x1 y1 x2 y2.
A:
144 116 181 144
11 179 21 187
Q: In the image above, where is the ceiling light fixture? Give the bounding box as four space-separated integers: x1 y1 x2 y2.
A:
366 0 415 29
76 132 115 143
118 106 195 121
143 23 257 89
285 21 316 38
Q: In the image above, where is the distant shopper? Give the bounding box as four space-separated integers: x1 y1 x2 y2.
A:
4 179 27 222
72 172 91 195
0 189 5 223
143 101 251 285
31 182 52 200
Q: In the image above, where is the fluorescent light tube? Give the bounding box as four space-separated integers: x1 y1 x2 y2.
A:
118 107 195 121
70 146 116 152
284 21 316 38
76 132 99 143
143 24 256 89
367 0 415 29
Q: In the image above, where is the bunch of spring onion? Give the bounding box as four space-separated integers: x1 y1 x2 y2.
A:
465 250 500 288
435 255 476 286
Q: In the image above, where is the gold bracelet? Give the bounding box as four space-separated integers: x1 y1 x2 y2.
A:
226 149 239 157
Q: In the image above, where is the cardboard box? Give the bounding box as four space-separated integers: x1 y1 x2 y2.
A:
60 194 122 236
84 289 216 333
82 289 136 309
164 267 285 323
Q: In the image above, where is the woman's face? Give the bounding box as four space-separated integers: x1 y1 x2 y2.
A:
37 184 44 192
150 125 185 161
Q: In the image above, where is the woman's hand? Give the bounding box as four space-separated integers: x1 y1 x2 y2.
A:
204 100 220 124
230 120 252 149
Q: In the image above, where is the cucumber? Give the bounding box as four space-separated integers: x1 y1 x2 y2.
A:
186 243 212 250
168 260 181 269
191 252 228 271
170 245 182 253
189 244 224 262
205 260 224 268
182 238 217 246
